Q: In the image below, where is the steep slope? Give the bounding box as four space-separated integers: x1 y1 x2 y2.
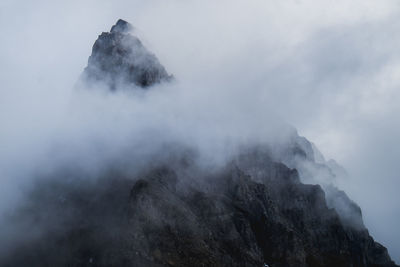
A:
81 19 172 90
0 20 397 267
1 152 396 267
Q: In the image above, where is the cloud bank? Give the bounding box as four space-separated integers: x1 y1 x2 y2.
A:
0 0 399 262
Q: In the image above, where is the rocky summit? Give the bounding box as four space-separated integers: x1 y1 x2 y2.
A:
1 20 398 267
82 19 172 90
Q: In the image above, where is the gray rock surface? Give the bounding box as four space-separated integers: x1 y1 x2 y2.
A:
1 150 397 267
1 20 397 267
81 19 172 90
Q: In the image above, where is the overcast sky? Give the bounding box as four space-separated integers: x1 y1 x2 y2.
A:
0 0 399 262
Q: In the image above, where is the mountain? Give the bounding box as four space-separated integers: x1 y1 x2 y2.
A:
81 19 172 90
1 20 397 267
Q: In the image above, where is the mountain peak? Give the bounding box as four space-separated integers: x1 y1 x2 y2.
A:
110 19 133 33
81 19 172 90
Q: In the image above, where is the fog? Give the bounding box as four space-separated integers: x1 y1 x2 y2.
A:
0 0 399 262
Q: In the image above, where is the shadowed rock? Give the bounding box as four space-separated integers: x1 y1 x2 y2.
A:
0 149 397 267
82 19 172 90
0 21 398 267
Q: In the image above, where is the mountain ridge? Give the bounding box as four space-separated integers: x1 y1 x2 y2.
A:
81 19 172 90
0 19 397 267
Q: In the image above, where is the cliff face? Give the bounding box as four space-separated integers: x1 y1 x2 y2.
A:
1 20 397 267
2 151 396 267
82 19 172 90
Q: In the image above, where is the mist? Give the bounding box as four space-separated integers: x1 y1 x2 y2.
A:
1 0 400 263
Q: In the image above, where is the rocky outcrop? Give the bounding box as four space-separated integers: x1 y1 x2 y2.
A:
1 20 397 267
81 19 172 90
1 148 397 267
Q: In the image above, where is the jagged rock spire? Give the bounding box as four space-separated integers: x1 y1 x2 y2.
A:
82 19 172 90
110 19 133 34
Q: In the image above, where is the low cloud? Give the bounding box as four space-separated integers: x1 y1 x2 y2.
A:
0 0 399 262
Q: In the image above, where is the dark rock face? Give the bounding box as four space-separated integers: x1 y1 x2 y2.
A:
82 19 172 90
1 20 397 267
265 129 366 230
1 151 397 267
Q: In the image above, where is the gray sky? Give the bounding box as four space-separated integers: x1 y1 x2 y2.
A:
0 0 399 262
